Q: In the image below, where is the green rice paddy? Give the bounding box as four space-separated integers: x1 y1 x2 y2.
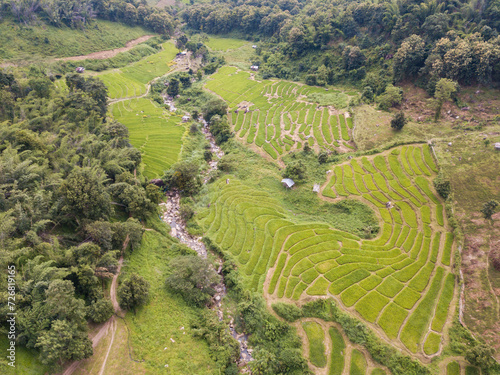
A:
98 41 178 99
110 98 186 179
205 66 356 160
198 144 456 357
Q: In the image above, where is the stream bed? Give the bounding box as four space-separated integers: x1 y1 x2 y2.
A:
159 120 253 371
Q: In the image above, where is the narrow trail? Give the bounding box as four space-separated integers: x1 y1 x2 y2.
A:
61 249 125 375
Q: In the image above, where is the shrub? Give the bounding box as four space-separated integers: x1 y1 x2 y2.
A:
272 302 303 322
433 173 451 199
283 160 307 182
117 273 150 312
481 200 498 219
86 298 114 323
390 112 407 131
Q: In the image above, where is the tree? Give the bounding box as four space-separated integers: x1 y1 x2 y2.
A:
202 98 228 122
343 46 366 71
393 34 426 80
465 344 496 370
376 84 403 110
59 167 112 221
433 173 451 199
176 34 188 50
318 151 328 164
434 78 458 120
35 320 92 365
283 160 307 182
86 298 114 323
163 161 202 195
167 78 180 97
28 77 53 98
481 200 499 219
390 112 407 130
165 255 220 306
209 115 232 144
117 273 150 312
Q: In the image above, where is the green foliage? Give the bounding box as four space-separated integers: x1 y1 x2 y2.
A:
390 112 407 131
328 327 345 375
481 200 499 219
165 255 221 306
117 273 150 312
283 160 307 182
465 344 497 371
447 362 460 375
433 173 451 199
163 161 202 196
86 298 114 323
376 85 403 111
272 302 303 322
350 349 367 375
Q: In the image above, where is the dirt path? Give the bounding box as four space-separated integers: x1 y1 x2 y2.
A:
55 35 155 62
61 255 125 375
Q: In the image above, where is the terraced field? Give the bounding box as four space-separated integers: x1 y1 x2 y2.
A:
205 66 356 160
110 98 186 179
197 144 456 358
298 321 388 374
97 41 178 99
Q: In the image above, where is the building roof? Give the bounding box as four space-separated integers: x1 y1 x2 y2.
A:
495 142 500 149
313 184 320 193
281 178 295 188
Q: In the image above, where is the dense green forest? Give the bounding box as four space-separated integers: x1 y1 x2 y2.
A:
183 0 500 93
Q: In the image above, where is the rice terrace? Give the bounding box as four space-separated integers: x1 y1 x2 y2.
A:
1 1 500 374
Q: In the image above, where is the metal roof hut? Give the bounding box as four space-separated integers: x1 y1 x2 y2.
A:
250 65 259 71
281 178 295 189
495 142 500 150
182 115 190 122
313 184 320 193
76 67 85 73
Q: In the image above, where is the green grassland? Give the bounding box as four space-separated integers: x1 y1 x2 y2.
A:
197 144 456 358
328 326 345 375
0 19 149 62
350 349 367 375
120 229 218 374
205 66 358 160
96 41 178 99
204 36 249 51
111 98 186 179
0 336 49 375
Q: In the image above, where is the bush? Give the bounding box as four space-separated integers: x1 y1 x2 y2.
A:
283 160 307 182
165 255 220 306
117 273 150 312
433 173 451 199
390 112 407 131
489 247 500 272
481 200 499 219
272 302 303 322
86 298 114 323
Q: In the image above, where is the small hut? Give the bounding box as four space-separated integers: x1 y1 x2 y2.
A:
252 45 257 49
250 65 259 71
495 142 500 150
281 178 295 189
76 67 85 73
313 184 320 193
182 115 190 122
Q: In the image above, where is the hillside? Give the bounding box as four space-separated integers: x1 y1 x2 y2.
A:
0 0 500 375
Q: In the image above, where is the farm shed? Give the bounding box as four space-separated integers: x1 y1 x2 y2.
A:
495 142 500 150
313 184 320 193
76 67 85 73
281 178 295 189
250 65 259 71
182 115 190 122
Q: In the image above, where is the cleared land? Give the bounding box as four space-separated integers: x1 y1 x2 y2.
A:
0 19 149 63
198 144 456 358
205 66 356 160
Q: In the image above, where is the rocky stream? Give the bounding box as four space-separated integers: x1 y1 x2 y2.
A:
159 120 253 371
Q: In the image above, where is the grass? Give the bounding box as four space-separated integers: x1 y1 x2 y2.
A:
423 332 441 355
350 349 367 375
328 327 345 375
204 36 249 51
447 361 460 375
302 321 327 368
378 302 408 339
121 229 219 374
0 18 149 62
97 41 178 99
0 336 49 375
111 98 186 179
